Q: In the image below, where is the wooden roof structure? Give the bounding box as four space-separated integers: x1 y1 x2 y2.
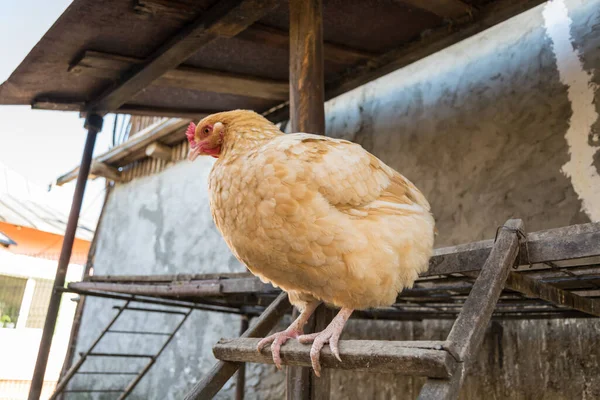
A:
0 0 545 121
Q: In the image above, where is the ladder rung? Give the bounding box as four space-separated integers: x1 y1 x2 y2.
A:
107 329 172 336
88 352 155 358
77 371 139 375
213 338 455 378
114 306 188 315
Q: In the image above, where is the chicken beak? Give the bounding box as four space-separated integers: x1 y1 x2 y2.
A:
188 146 201 161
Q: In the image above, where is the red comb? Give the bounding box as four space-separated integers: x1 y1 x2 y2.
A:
186 122 197 146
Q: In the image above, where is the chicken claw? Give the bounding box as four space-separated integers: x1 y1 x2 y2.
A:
257 328 303 370
297 308 353 377
257 301 320 370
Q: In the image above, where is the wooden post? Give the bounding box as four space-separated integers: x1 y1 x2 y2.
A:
288 0 327 398
236 315 249 400
289 0 325 135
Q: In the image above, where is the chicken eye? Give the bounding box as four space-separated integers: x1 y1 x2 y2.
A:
203 127 211 135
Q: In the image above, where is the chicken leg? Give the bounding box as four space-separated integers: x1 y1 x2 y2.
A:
298 307 353 377
257 300 320 369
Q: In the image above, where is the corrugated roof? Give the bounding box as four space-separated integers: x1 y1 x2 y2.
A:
0 162 95 241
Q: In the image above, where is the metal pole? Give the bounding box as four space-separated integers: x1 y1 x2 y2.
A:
28 114 103 400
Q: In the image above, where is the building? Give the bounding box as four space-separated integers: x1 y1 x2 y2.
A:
0 163 95 399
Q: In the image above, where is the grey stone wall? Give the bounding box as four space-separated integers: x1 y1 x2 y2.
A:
70 0 600 398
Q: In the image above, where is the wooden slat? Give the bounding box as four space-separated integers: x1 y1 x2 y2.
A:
445 219 522 362
213 338 456 377
399 0 472 20
87 0 280 114
70 51 288 100
184 293 291 400
133 0 374 65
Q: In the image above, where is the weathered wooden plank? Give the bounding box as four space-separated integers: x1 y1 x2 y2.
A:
87 272 253 282
506 272 600 317
70 51 288 100
399 0 472 20
87 0 280 114
184 293 291 400
289 0 325 135
418 365 465 400
445 219 523 362
69 280 222 297
214 338 455 377
427 221 600 276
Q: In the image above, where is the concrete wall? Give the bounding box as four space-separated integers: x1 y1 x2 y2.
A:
70 0 600 398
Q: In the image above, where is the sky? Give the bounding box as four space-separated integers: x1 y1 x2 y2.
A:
0 1 117 223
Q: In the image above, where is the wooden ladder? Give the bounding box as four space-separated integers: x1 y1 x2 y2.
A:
184 219 529 399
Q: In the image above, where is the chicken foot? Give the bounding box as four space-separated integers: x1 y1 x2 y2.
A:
297 307 353 377
257 300 320 369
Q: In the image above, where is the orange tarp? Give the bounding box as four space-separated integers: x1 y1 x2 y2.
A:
0 222 90 265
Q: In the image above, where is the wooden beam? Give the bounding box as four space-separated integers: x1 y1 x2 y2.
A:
399 0 472 20
145 142 172 161
240 24 375 65
417 365 465 400
32 100 210 120
445 219 523 362
427 221 600 276
505 272 600 317
87 0 280 114
133 0 374 65
70 51 288 100
90 162 122 182
419 220 522 400
213 338 456 377
184 293 292 400
69 277 275 297
289 0 325 135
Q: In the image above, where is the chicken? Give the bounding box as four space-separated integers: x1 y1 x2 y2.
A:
187 110 435 376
